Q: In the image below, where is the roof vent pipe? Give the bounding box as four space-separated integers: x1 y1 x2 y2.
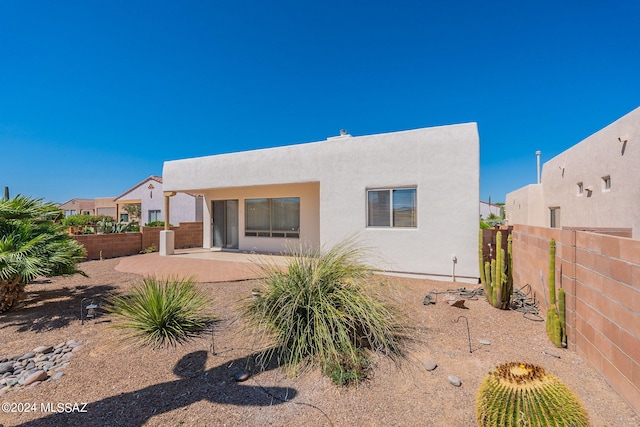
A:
536 150 541 184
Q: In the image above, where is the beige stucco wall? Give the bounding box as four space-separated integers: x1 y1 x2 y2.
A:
94 197 116 217
506 107 640 238
505 184 545 227
163 123 480 279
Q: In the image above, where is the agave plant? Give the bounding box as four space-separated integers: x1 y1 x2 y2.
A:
107 276 215 348
243 239 404 382
0 195 86 312
476 361 589 427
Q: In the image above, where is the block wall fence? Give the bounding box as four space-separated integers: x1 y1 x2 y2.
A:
74 222 203 260
511 224 640 416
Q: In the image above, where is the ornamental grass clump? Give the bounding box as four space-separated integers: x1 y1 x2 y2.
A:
243 239 404 384
107 276 215 348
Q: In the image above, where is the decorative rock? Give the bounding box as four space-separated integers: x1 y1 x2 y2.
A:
23 370 48 386
442 294 466 308
448 375 462 387
448 299 466 308
33 346 54 354
423 360 438 371
478 339 491 345
233 370 250 382
0 341 79 393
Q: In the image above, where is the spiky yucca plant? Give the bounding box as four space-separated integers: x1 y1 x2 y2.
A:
107 276 215 348
243 239 404 381
476 362 589 427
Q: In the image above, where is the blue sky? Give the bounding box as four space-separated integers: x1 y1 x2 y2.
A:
1 1 639 204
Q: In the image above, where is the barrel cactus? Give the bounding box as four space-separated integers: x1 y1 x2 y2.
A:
476 362 589 427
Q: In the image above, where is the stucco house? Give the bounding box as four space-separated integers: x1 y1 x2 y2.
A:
162 123 480 281
506 106 639 238
58 197 116 218
114 176 203 225
58 198 97 217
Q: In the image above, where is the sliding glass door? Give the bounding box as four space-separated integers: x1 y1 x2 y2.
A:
212 200 238 249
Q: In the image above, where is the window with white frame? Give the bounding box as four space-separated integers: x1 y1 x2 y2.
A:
120 213 129 222
245 197 300 238
148 210 162 224
367 188 417 228
64 210 77 217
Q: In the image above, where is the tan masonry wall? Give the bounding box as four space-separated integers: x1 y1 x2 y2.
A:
74 222 203 260
512 224 640 416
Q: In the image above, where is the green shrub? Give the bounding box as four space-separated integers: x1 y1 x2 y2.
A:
242 239 404 381
146 221 170 227
107 276 215 348
62 215 108 227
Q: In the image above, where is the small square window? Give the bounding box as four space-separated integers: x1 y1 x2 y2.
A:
602 176 611 191
366 188 417 228
577 182 583 195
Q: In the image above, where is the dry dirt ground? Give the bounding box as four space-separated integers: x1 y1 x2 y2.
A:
0 258 638 427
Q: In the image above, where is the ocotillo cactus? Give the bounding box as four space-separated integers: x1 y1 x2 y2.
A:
476 362 589 427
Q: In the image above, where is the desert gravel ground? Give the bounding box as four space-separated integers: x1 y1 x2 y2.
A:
0 257 638 427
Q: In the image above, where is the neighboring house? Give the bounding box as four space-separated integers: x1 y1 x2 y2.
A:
58 198 97 217
480 201 502 219
94 197 117 217
506 106 639 238
114 176 203 225
163 123 480 280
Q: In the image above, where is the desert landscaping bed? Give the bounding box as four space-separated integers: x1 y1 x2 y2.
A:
0 258 638 426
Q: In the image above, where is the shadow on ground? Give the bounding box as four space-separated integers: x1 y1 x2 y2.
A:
0 283 117 333
15 349 296 426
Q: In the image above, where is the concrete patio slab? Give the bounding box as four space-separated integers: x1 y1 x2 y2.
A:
115 248 291 282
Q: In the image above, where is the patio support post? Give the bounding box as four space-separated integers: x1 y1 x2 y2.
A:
160 192 176 256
